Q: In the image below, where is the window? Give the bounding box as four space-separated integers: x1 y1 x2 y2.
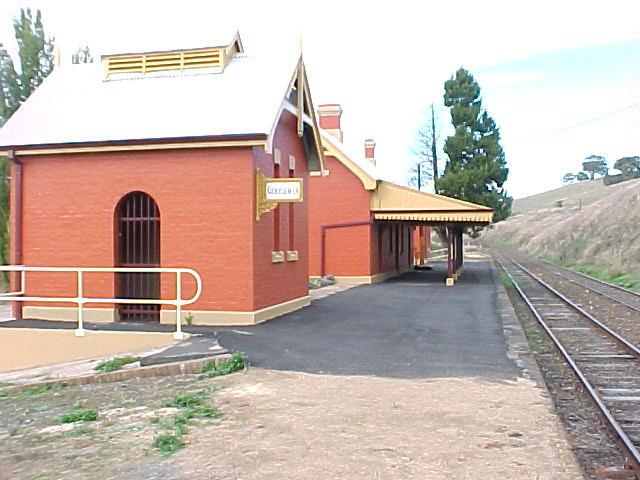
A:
273 161 280 251
288 156 295 250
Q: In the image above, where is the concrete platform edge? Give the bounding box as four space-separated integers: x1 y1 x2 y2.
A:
0 353 232 396
489 256 547 387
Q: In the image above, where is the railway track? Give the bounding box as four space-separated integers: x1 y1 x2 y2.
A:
497 253 640 478
516 253 640 312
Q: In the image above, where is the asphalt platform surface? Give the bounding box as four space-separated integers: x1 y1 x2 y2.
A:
216 260 520 380
1 261 519 380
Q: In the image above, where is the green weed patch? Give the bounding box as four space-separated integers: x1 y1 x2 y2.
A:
152 433 184 456
57 408 99 424
94 356 139 373
201 352 246 378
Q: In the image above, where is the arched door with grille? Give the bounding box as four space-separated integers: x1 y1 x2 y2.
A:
115 192 161 321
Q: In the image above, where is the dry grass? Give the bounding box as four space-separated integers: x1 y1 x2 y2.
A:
512 178 608 215
481 178 640 289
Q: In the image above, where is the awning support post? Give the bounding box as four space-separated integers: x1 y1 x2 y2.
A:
446 226 454 286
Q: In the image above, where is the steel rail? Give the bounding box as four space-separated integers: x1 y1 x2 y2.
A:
496 258 640 474
532 255 640 299
510 253 640 314
505 256 640 357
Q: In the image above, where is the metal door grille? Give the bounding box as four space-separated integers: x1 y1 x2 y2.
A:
116 192 160 321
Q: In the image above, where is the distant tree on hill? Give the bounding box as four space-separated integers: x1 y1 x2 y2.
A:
439 67 512 224
576 171 589 181
614 156 640 176
72 46 93 64
582 155 608 179
562 172 576 183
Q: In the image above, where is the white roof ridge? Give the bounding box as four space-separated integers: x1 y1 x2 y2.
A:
319 128 382 181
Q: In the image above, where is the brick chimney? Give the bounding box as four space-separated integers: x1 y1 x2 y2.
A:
317 104 343 142
364 139 376 165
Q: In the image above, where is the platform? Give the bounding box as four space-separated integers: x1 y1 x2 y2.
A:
216 260 520 379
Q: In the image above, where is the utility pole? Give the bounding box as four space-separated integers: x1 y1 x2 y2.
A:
417 163 422 191
430 103 438 185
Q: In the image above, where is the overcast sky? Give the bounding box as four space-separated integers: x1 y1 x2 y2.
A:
0 0 639 198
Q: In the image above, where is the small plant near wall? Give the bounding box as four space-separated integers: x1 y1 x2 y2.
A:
94 356 139 373
184 312 194 326
201 352 247 378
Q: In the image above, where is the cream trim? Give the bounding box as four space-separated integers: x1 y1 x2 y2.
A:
22 306 118 323
271 251 285 263
311 267 412 285
320 130 377 190
160 295 311 326
373 212 493 223
309 170 329 176
14 139 267 156
274 148 281 164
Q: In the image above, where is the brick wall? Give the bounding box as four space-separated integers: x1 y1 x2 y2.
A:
252 111 310 310
308 155 372 277
13 147 256 313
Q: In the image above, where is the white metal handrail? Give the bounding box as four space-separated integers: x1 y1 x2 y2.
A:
0 266 202 339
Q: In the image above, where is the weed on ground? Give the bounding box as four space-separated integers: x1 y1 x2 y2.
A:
57 408 99 423
201 352 246 378
153 389 222 456
94 356 139 373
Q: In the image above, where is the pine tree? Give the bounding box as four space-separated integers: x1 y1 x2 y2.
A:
0 44 20 125
13 8 54 101
438 68 512 223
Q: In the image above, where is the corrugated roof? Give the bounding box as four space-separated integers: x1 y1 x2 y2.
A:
0 52 296 148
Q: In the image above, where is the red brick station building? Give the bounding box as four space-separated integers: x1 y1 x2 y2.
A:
0 32 492 326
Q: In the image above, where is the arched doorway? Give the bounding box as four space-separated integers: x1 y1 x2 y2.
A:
115 191 160 321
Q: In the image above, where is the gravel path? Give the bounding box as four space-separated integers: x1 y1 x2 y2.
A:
0 368 583 479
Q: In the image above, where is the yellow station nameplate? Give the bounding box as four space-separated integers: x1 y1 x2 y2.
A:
256 169 304 220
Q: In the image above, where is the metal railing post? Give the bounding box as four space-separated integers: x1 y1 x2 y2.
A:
75 270 85 337
173 271 184 340
0 266 202 340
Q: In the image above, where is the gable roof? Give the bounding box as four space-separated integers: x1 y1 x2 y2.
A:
0 41 324 173
320 129 378 190
0 53 293 148
318 128 493 224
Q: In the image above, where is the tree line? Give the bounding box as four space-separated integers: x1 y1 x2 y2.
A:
562 155 640 186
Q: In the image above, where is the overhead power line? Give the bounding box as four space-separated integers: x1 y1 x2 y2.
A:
512 102 640 145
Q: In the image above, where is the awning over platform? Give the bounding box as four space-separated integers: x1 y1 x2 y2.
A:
370 181 493 224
